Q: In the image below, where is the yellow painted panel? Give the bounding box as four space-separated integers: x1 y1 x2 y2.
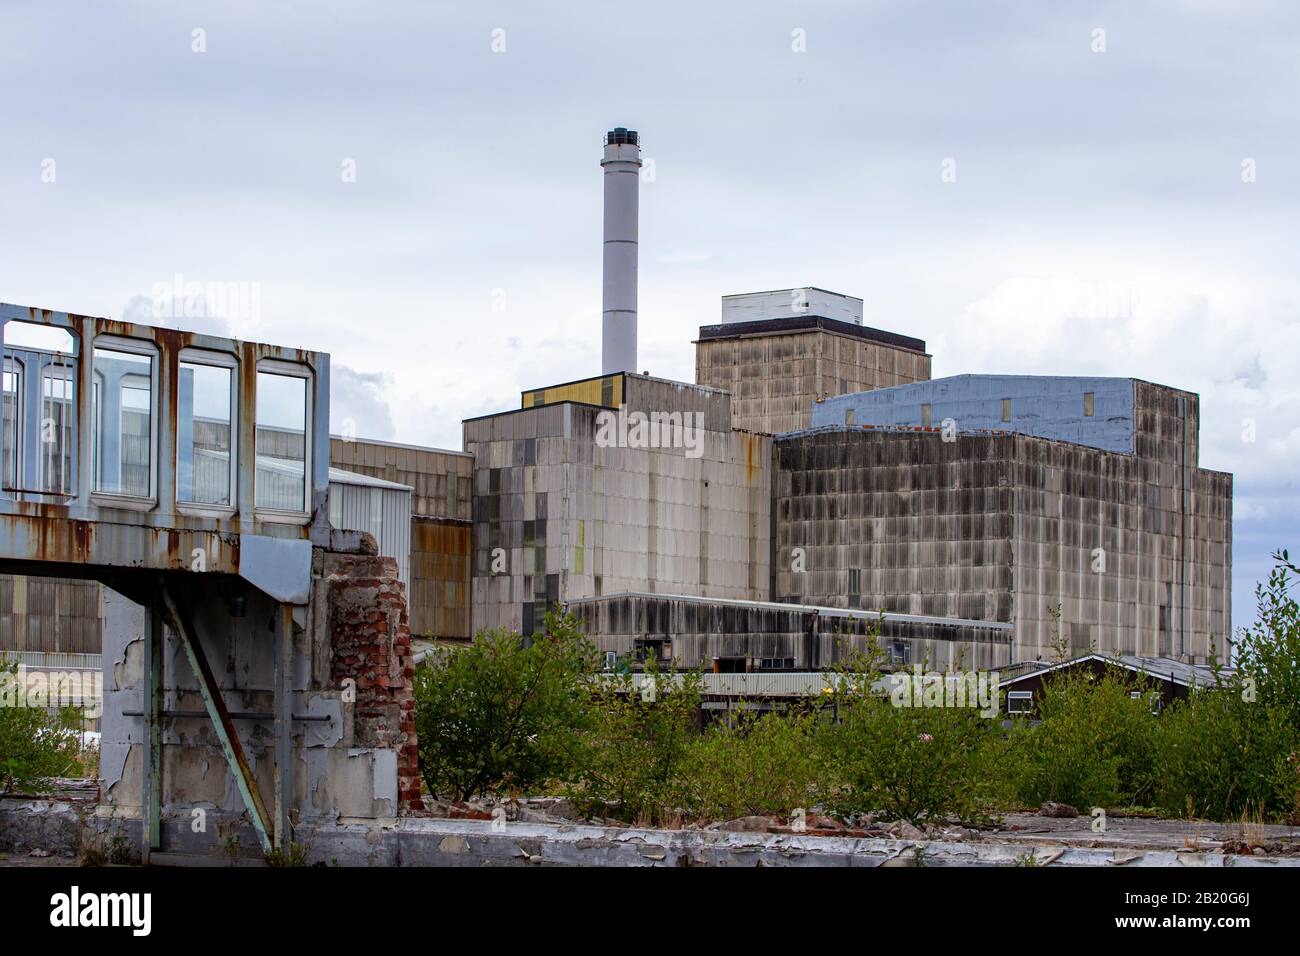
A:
520 374 624 409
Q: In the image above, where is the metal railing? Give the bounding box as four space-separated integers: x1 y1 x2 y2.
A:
1 650 102 671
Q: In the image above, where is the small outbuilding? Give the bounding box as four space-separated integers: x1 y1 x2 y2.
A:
998 653 1231 717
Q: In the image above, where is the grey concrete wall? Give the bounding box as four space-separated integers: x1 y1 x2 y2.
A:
695 325 931 435
466 399 771 636
774 429 1017 624
774 423 1231 665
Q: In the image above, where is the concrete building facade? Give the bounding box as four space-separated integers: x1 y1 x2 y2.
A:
466 374 771 636
695 313 931 435
781 376 1233 664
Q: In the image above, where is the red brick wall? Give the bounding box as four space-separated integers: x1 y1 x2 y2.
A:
324 552 423 813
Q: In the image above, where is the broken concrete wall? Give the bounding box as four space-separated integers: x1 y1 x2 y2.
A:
321 550 421 813
98 543 419 855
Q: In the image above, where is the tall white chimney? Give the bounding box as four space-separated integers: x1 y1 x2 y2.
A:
601 127 641 375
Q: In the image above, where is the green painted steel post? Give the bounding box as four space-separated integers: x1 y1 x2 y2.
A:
161 586 274 854
273 603 293 850
146 599 163 855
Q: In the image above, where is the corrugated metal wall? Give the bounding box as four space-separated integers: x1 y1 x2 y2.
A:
328 438 474 640
0 575 101 654
328 479 413 586
410 517 471 639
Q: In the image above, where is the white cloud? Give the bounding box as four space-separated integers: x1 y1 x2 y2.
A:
938 273 1300 481
330 365 396 441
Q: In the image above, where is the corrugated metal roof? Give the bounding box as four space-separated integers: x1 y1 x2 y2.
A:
327 435 471 459
565 590 1013 631
328 466 413 492
999 653 1230 689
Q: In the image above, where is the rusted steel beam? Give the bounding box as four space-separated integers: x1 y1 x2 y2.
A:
160 583 273 854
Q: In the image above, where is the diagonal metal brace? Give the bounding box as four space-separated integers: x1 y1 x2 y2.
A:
160 583 274 854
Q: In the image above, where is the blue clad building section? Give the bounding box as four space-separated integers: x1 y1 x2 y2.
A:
809 374 1136 454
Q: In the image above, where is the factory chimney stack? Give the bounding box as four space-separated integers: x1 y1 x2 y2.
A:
601 127 641 374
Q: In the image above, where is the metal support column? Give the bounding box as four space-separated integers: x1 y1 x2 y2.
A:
141 599 163 861
160 584 274 854
273 603 293 850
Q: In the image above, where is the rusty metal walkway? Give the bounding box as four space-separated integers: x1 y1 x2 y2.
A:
1 301 332 855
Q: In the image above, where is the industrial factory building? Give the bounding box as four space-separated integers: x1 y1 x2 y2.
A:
457 127 1233 670
0 126 1235 681
798 376 1232 663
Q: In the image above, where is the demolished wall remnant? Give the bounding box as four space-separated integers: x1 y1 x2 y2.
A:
97 537 421 858
323 550 422 813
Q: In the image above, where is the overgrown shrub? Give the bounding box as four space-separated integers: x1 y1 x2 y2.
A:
566 658 702 826
412 609 598 800
820 690 1003 826
1237 551 1300 728
405 553 1300 828
678 705 825 822
1006 667 1159 810
1152 685 1288 820
1151 554 1300 820
0 657 86 795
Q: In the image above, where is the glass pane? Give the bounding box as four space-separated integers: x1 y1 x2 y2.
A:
41 367 75 494
3 321 74 354
255 371 307 511
177 360 234 505
93 347 153 496
2 360 20 492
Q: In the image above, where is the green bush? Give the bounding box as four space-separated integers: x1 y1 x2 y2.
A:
1151 553 1300 820
820 690 1003 826
678 705 824 822
1236 551 1300 728
1152 685 1289 820
412 609 598 800
566 658 702 826
1007 667 1158 810
0 658 86 795
404 554 1300 827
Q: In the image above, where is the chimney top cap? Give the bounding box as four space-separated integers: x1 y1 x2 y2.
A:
605 127 639 147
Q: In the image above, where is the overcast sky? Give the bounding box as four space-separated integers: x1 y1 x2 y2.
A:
2 1 1296 630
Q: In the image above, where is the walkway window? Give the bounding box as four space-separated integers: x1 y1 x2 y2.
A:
2 360 21 493
1083 392 1095 417
41 366 76 494
2 321 77 497
255 368 309 512
177 353 236 507
93 345 154 497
